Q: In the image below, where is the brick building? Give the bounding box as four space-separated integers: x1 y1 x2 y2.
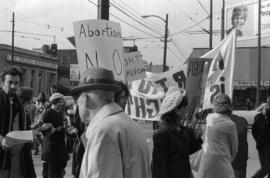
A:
0 44 58 96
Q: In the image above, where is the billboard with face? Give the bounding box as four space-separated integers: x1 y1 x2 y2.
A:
226 0 270 40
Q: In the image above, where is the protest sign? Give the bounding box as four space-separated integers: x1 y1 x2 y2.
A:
123 51 146 82
186 58 211 120
201 29 236 110
70 64 80 81
73 20 124 80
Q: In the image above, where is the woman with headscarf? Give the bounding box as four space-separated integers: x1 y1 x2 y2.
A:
198 94 238 178
152 87 203 178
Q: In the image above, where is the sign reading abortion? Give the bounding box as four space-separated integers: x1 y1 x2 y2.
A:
73 20 124 80
123 51 146 82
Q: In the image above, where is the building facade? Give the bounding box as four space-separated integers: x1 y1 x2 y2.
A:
0 44 58 96
57 49 78 88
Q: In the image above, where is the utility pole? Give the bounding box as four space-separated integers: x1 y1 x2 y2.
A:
163 14 168 72
11 12 15 65
209 0 213 49
97 0 110 20
221 0 225 40
256 0 262 106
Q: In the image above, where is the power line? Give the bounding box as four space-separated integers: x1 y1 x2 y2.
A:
171 17 209 36
110 1 163 36
0 7 73 35
171 40 186 60
196 0 209 15
87 0 160 38
111 0 164 34
168 0 209 33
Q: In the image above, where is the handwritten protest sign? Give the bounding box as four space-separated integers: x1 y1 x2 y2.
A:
73 20 124 80
123 51 146 82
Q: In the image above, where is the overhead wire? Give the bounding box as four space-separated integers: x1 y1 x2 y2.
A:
110 1 163 36
196 0 209 15
111 0 164 34
168 0 209 33
171 17 209 36
87 0 160 38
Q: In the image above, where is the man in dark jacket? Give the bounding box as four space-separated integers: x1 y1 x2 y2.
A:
41 93 69 178
252 97 270 178
0 67 36 178
231 114 249 178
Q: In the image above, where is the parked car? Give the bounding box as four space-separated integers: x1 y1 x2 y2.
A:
233 103 265 126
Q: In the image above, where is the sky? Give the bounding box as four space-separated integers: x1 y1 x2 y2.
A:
0 0 259 68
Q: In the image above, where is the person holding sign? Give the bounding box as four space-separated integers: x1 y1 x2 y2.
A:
198 94 238 178
152 87 203 178
71 67 151 178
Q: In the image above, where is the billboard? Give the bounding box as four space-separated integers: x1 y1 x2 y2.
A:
226 0 270 40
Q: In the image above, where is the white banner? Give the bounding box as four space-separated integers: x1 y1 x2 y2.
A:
146 66 186 93
201 29 236 110
73 20 124 81
126 66 186 121
123 51 146 82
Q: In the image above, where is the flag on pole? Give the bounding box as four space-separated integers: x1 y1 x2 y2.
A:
201 29 236 110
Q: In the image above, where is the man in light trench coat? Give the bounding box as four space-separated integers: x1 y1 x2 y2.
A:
71 67 152 178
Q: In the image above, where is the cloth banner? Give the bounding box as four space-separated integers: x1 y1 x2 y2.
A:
186 58 211 121
201 29 236 110
73 19 124 81
126 66 186 121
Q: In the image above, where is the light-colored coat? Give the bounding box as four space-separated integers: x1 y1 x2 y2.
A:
80 103 152 178
198 113 238 178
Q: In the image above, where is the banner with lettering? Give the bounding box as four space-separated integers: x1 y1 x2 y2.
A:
73 20 124 80
201 29 236 110
126 66 186 121
123 51 146 82
186 58 211 120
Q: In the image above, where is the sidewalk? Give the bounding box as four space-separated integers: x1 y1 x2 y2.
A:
33 122 261 178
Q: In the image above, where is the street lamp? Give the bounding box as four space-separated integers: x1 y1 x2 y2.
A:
142 14 168 72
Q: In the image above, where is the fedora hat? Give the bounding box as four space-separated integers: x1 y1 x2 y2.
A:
71 67 120 96
159 87 186 115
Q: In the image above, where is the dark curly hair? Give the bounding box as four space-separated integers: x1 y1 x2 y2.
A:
1 67 22 82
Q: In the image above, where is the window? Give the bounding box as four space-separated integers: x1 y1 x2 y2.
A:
38 71 42 93
30 70 35 88
21 68 26 86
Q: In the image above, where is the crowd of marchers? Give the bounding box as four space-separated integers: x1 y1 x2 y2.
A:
0 66 270 178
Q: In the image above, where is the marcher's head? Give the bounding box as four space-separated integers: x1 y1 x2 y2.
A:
231 6 248 30
1 67 22 97
49 93 65 111
213 94 233 116
159 87 188 125
37 92 46 103
115 81 130 109
17 87 34 105
71 67 120 123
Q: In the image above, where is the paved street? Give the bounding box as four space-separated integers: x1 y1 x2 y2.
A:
33 121 261 178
